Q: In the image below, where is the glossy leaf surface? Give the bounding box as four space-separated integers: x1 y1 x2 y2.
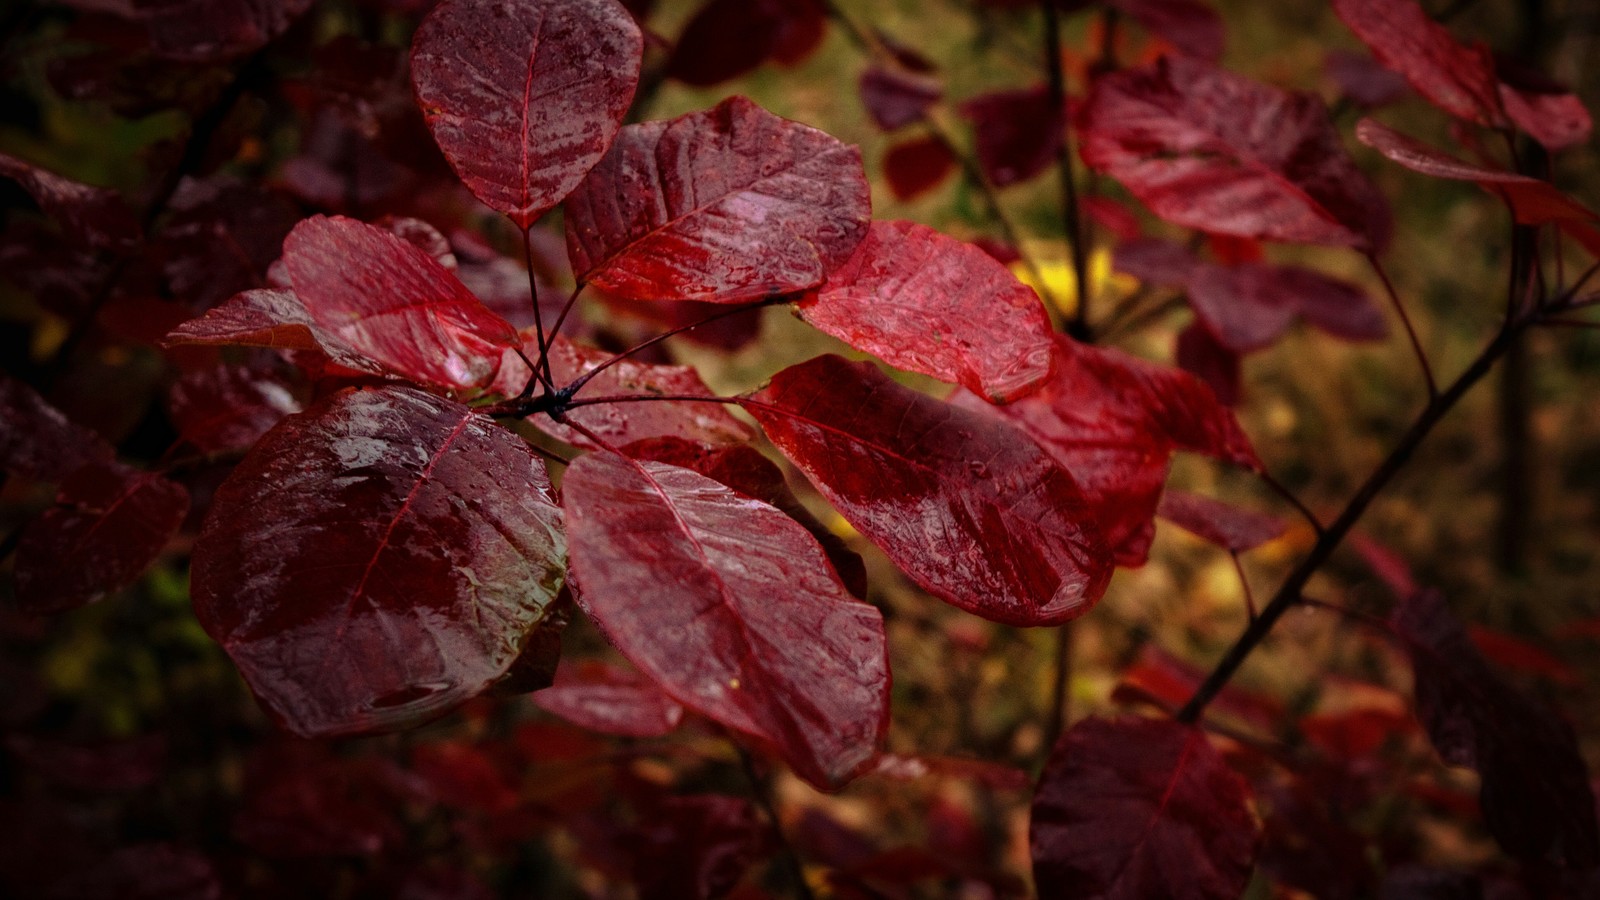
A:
411 0 643 228
192 386 567 737
14 463 189 614
162 289 385 379
565 96 872 303
1079 57 1390 249
746 355 1111 626
0 377 114 482
1031 716 1262 900
282 216 518 391
533 661 684 737
1157 489 1284 552
1331 0 1504 126
0 152 139 251
796 221 1055 403
1392 590 1600 869
562 451 888 789
955 336 1259 566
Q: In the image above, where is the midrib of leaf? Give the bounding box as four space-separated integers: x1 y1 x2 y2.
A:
516 10 548 219
1101 730 1200 891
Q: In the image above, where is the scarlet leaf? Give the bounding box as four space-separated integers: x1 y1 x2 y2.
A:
161 288 385 379
533 661 685 738
795 220 1055 403
192 386 567 737
0 377 114 483
954 336 1259 567
411 0 643 228
959 85 1061 187
0 151 139 251
166 364 302 454
883 135 956 201
565 96 872 303
1392 590 1600 869
1030 716 1262 900
745 355 1111 626
1079 57 1391 249
14 463 189 614
281 216 519 391
1109 0 1224 62
563 451 888 789
1157 489 1285 552
1188 261 1385 353
859 66 942 131
1331 0 1505 127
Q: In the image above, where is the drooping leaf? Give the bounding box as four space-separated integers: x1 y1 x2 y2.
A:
532 660 685 738
959 85 1061 187
562 451 888 789
883 135 956 201
14 463 189 614
1157 489 1285 552
0 377 115 483
410 0 643 228
192 386 567 737
745 355 1111 626
1109 0 1224 62
666 0 826 86
859 66 942 131
1079 57 1391 249
166 364 302 454
1030 716 1262 900
1187 261 1385 353
564 96 872 303
796 220 1055 403
161 288 386 379
954 335 1259 567
631 795 774 900
281 216 519 391
0 151 139 251
1392 590 1600 869
1330 0 1505 127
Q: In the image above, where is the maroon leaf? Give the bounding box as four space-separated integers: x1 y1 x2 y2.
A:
533 661 685 737
1112 237 1200 288
281 216 519 391
3 733 166 792
1331 0 1505 127
562 450 889 789
667 0 826 86
233 743 408 858
166 364 302 454
14 463 189 614
0 151 139 251
1079 57 1391 249
132 0 311 62
1392 590 1600 869
959 85 1061 187
1324 49 1411 109
745 355 1111 626
0 377 115 482
1109 0 1224 62
411 0 643 228
161 288 386 379
1175 321 1241 406
883 135 956 201
1188 261 1384 353
564 96 872 303
632 795 774 900
1157 489 1285 552
1030 716 1262 900
157 176 298 310
45 842 220 900
192 386 567 737
795 220 1055 403
859 66 942 131
954 336 1260 567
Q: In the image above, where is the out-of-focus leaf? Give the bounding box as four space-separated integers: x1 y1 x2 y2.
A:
632 795 774 900
667 0 826 86
166 364 302 454
0 151 139 251
1109 0 1224 62
0 378 115 483
3 733 166 793
1331 0 1505 126
45 842 220 900
959 85 1060 187
1324 49 1411 108
1175 321 1241 406
1187 262 1385 353
1157 489 1285 552
533 660 685 738
158 176 298 310
883 135 956 201
1497 74 1593 152
859 66 942 131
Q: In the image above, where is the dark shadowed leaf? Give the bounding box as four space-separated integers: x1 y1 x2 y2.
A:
859 66 942 130
959 85 1061 187
565 96 871 303
0 151 139 250
1157 489 1285 552
3 733 166 793
1031 716 1262 900
161 288 387 379
130 0 311 62
166 364 302 454
1392 590 1600 869
633 795 774 900
563 451 888 789
1331 0 1505 126
411 0 643 228
796 220 1055 403
1079 57 1391 249
745 355 1111 625
1112 237 1200 288
232 742 410 858
192 386 567 737
282 216 519 391
14 463 189 614
1188 261 1384 353
667 0 825 86
533 660 684 738
1467 625 1580 687
1175 321 1241 406
884 135 956 200
158 176 298 310
1324 49 1411 109
45 842 220 900
0 377 115 482
1378 865 1483 900
954 335 1259 567
1109 0 1224 62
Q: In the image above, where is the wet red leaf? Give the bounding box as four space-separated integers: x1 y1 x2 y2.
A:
959 85 1061 187
161 288 387 379
0 151 139 251
796 220 1055 403
565 96 871 303
411 0 643 228
192 386 567 737
0 377 115 483
1157 489 1285 552
1079 57 1391 249
883 135 956 201
166 364 302 454
562 450 888 789
1030 716 1262 900
746 355 1111 626
533 660 685 738
1331 0 1505 126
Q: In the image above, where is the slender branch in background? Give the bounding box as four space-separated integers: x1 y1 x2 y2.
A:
1536 317 1600 329
521 227 557 393
1230 552 1258 620
563 295 785 398
1298 595 1395 634
736 744 817 900
545 283 587 345
1041 623 1074 761
1258 470 1324 536
1042 0 1094 340
1095 291 1184 341
1365 253 1439 398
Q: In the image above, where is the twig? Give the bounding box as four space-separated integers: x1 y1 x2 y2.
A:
1230 552 1258 621
1041 622 1074 761
521 227 557 393
1258 470 1324 536
562 296 784 399
1365 253 1439 399
736 745 816 900
1042 0 1093 340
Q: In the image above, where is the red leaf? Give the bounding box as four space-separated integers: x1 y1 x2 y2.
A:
632 795 774 900
1108 0 1224 62
1157 489 1285 552
411 0 643 228
14 463 189 614
192 386 567 737
410 741 520 813
1113 644 1283 729
859 66 942 131
667 0 825 86
166 364 302 454
0 151 140 251
1111 237 1200 288
1467 625 1580 687
1031 716 1262 900
1331 0 1505 126
281 216 519 390
0 377 115 483
1324 49 1411 109
959 85 1061 187
954 336 1259 567
162 288 386 379
562 451 888 789
1084 196 1144 242
745 355 1111 626
565 96 871 303
1392 590 1600 869
533 660 685 737
1079 57 1391 249
1188 261 1384 353
796 220 1055 403
157 176 298 310
1174 321 1241 406
3 733 167 792
883 135 956 201
1497 75 1593 152
233 743 408 858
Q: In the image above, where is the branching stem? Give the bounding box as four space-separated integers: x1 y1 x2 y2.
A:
1366 253 1438 399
